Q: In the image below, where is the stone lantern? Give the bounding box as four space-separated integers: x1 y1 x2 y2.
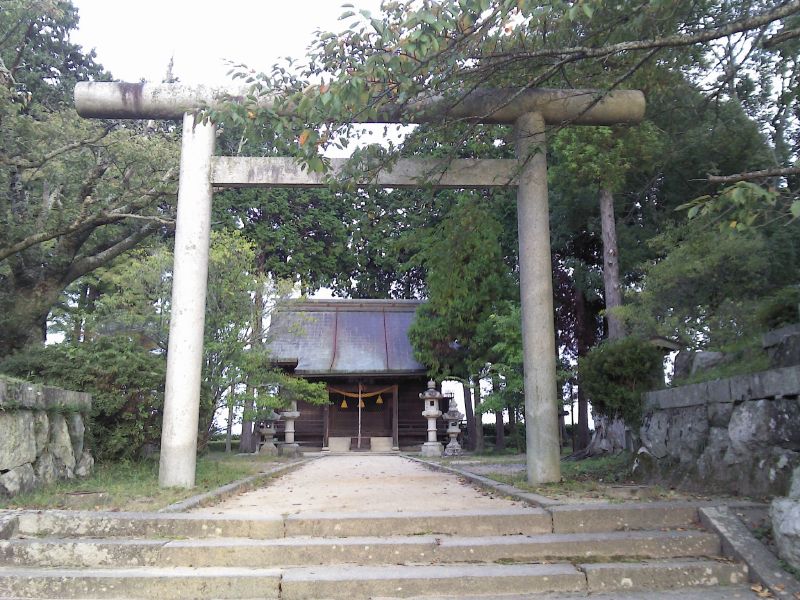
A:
256 408 281 456
419 380 443 457
442 395 464 457
280 400 301 457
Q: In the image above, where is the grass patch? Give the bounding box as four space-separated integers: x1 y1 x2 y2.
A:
0 451 285 512
481 452 645 498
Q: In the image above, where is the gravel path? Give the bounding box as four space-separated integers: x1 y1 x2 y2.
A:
193 454 531 516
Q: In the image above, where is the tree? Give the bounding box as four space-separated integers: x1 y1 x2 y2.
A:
617 217 800 349
217 0 796 188
0 1 179 356
86 230 268 444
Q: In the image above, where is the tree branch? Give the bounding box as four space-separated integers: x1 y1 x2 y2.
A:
492 1 800 63
0 166 177 263
1 127 112 169
66 221 168 283
108 213 175 225
708 166 800 184
763 25 800 47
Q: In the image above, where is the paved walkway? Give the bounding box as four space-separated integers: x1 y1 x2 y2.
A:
193 454 532 516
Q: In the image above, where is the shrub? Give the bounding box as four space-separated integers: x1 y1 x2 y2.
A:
579 337 664 427
0 337 166 461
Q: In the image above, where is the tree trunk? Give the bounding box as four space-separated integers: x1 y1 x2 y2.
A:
599 188 624 340
462 381 476 451
225 384 234 453
472 377 484 453
495 410 505 451
0 279 61 354
574 289 593 450
239 286 264 453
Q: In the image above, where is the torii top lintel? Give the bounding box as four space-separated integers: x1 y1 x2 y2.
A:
74 82 644 126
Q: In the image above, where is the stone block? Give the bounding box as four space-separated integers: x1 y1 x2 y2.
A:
33 451 58 485
763 324 800 368
0 463 36 497
728 398 800 452
48 413 76 478
696 427 730 483
724 447 799 497
705 379 732 404
790 465 800 499
666 405 708 463
67 413 85 458
763 323 800 349
771 497 800 572
672 350 695 381
32 411 49 455
0 411 37 470
643 389 671 411
707 400 734 428
691 351 727 374
17 382 44 409
75 451 94 478
730 367 800 401
40 386 91 412
640 411 669 459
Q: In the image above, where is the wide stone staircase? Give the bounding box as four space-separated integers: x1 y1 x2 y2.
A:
0 500 754 599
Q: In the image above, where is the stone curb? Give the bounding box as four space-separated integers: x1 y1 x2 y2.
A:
405 454 562 507
158 457 313 513
700 505 800 599
0 512 19 539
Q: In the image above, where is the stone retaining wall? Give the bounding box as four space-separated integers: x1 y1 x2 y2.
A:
638 366 800 497
0 377 93 497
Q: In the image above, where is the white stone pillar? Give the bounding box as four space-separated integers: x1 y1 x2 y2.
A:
159 113 216 488
515 112 561 484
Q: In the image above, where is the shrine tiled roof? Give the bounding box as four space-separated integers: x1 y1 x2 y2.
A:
266 299 427 377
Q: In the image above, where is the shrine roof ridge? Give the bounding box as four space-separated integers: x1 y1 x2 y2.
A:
274 298 423 313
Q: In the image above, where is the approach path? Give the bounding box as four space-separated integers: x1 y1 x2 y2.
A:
193 454 531 516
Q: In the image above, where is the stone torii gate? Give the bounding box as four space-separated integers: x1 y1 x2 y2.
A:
75 82 644 488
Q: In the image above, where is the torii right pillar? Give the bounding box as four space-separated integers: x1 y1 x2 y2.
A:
509 99 643 484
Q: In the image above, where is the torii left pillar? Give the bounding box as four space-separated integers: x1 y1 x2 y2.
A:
159 113 216 487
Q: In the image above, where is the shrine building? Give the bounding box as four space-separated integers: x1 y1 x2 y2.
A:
267 299 446 451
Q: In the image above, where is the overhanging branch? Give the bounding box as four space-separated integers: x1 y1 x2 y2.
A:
708 166 800 184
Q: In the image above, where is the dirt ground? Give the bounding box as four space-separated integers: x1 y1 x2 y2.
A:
193 454 532 516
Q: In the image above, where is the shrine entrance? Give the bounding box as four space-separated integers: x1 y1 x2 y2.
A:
74 81 645 488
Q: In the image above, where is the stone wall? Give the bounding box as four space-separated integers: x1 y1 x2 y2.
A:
0 377 94 497
637 366 800 497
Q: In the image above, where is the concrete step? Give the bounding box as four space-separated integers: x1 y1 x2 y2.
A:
0 566 282 599
0 530 721 568
278 560 746 600
580 559 749 592
15 510 284 539
15 508 552 539
0 559 752 600
283 508 551 537
549 502 701 533
279 563 587 599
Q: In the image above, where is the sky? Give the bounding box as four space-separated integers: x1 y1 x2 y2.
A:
71 0 383 85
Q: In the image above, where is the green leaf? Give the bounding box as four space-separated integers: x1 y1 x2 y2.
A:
791 200 800 219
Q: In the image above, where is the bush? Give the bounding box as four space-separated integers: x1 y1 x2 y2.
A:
0 337 166 461
579 337 664 427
